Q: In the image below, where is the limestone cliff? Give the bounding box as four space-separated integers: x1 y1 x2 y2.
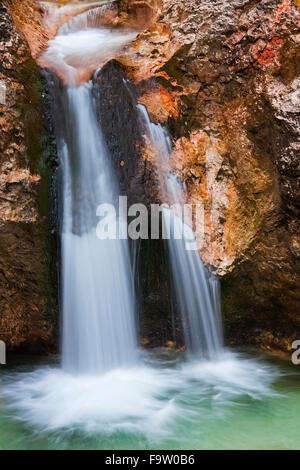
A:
115 0 300 353
1 0 300 354
0 1 58 352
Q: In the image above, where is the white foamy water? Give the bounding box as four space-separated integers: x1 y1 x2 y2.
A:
59 3 117 34
40 1 109 32
41 28 137 85
40 1 137 86
2 351 279 436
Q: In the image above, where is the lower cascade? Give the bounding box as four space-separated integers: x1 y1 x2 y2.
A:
1 2 297 450
138 105 223 358
60 83 137 374
43 9 139 374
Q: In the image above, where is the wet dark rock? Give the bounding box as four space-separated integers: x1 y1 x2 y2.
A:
93 60 155 206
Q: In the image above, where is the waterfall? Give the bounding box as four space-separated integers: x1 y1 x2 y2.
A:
40 7 136 86
42 10 138 374
59 3 117 34
40 1 109 32
138 105 223 359
40 1 222 372
2 3 280 442
59 83 137 373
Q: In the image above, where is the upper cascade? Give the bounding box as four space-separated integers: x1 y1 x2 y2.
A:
38 2 137 85
39 1 110 35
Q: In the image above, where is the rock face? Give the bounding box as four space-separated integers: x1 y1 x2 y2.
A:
0 1 58 352
2 0 299 354
112 0 300 352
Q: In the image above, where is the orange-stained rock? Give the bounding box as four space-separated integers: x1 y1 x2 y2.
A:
114 0 300 352
2 0 300 353
4 0 50 58
0 1 58 352
138 85 179 122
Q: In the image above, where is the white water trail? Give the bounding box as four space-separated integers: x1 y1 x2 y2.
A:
60 83 137 373
40 1 110 32
59 3 117 34
138 105 223 358
41 26 137 86
39 9 139 373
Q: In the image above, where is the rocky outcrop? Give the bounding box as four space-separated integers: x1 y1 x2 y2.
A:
0 1 58 352
2 0 299 353
113 0 300 353
4 0 49 58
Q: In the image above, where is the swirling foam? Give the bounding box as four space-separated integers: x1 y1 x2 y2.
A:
2 351 280 438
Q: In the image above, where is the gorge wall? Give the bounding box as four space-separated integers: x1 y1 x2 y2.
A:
0 0 58 352
1 0 300 354
108 0 300 353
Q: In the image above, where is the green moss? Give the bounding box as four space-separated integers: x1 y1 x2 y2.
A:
17 58 46 169
17 56 58 216
221 275 256 321
16 55 59 349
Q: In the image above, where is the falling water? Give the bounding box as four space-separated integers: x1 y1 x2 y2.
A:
59 3 117 34
40 18 137 86
60 84 137 373
1 3 281 442
40 1 109 32
138 105 223 358
41 8 138 373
